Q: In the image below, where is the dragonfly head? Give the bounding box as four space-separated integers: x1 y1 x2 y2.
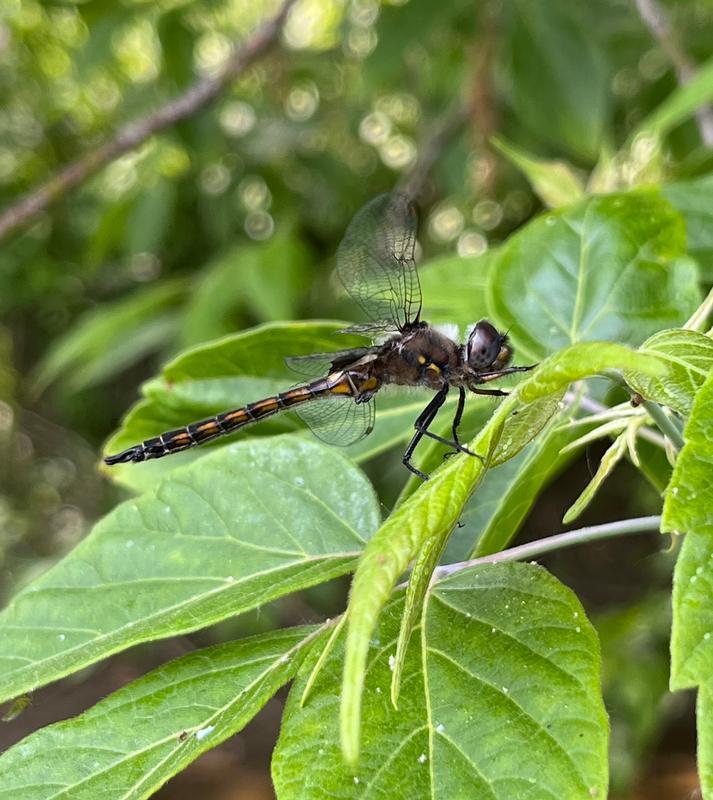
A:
466 320 512 373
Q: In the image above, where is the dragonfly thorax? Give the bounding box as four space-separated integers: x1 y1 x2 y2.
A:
376 323 462 390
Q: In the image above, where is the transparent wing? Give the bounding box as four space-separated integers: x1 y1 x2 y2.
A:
337 192 422 330
296 395 375 447
285 347 376 378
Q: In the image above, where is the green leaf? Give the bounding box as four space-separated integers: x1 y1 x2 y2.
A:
664 176 713 281
562 433 628 525
661 372 713 797
698 682 713 797
274 563 608 798
0 437 378 703
472 408 586 557
32 281 186 394
501 0 608 161
665 368 713 689
390 535 445 708
492 136 585 208
103 321 443 492
181 228 314 347
340 340 663 762
0 626 321 800
663 369 713 796
624 329 713 416
636 56 713 142
488 191 700 362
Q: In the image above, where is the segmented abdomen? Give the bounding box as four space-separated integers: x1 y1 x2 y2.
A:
104 379 335 465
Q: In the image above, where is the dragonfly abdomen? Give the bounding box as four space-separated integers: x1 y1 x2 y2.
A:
103 378 339 465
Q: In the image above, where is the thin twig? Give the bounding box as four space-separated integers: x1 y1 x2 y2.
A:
635 0 713 146
0 0 297 243
432 515 662 581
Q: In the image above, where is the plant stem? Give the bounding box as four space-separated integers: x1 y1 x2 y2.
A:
432 515 662 580
641 400 685 451
685 286 713 331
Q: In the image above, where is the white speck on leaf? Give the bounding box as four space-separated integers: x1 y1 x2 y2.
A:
388 654 395 671
353 776 360 785
195 725 216 741
418 753 427 764
126 540 135 548
502 687 509 694
57 634 65 641
435 723 445 734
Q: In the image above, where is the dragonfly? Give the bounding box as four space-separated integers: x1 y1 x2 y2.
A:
105 193 534 480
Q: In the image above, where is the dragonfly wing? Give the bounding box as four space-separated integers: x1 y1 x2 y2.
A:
336 193 422 330
285 347 377 378
296 395 375 447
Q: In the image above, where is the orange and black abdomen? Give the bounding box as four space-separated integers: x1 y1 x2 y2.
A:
104 381 331 465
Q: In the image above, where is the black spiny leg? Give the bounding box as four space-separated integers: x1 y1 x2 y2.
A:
403 387 483 480
403 387 449 480
443 385 475 460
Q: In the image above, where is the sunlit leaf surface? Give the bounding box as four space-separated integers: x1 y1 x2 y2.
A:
0 627 321 800
663 370 713 798
0 438 378 703
274 564 608 798
489 191 700 361
625 328 713 416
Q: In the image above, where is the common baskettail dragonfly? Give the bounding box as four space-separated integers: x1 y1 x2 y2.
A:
105 193 534 479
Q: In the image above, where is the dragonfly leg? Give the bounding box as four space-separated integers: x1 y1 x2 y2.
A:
402 387 449 480
471 387 509 397
442 386 475 460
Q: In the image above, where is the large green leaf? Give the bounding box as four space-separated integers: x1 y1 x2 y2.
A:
624 329 713 416
488 191 700 362
0 626 321 800
274 564 608 798
665 368 713 688
501 0 608 161
340 341 664 762
663 370 713 798
0 437 378 704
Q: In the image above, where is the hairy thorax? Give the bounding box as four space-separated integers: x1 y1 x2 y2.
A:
376 324 462 390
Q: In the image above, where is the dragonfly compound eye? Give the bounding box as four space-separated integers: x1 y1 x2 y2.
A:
467 320 503 369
